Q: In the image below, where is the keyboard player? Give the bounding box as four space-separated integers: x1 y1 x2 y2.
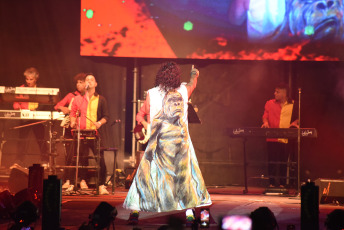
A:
261 83 299 188
13 67 49 165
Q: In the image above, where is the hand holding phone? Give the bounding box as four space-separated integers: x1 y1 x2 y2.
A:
221 215 252 230
200 208 210 228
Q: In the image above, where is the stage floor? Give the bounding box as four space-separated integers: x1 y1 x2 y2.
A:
1 185 343 230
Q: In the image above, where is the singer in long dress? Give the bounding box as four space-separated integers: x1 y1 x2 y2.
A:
123 62 211 215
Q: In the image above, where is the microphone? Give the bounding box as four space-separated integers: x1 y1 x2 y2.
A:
111 119 121 126
86 83 89 90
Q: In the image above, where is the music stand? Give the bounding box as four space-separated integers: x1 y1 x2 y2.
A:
188 102 201 124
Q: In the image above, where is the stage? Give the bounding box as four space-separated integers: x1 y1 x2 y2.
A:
1 184 343 230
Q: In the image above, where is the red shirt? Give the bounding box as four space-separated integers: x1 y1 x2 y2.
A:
136 95 150 124
263 99 295 142
54 91 81 111
13 84 39 110
70 93 109 130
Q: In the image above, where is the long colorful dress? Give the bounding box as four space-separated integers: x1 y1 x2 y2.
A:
123 84 211 212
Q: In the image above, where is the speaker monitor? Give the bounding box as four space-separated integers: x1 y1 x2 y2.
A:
42 175 62 230
8 167 28 194
315 178 344 204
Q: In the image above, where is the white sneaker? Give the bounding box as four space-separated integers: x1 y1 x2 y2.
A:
99 185 109 195
66 185 74 192
62 180 70 189
80 180 88 190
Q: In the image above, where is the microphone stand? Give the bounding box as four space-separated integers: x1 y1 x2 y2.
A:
74 110 81 192
73 93 91 195
297 88 301 195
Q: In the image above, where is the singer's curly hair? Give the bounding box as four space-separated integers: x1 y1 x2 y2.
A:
155 62 181 92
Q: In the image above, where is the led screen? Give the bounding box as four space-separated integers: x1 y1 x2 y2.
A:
81 0 344 60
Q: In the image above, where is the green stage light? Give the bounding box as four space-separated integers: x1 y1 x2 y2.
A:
86 9 94 19
184 21 193 31
304 25 314 36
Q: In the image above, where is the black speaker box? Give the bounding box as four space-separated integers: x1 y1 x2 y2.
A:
42 175 62 230
8 167 28 194
301 181 319 230
315 178 344 204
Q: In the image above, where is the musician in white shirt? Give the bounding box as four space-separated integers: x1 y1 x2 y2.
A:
13 67 48 165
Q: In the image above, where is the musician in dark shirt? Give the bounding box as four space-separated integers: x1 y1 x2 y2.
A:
54 73 86 190
13 67 48 165
261 83 298 188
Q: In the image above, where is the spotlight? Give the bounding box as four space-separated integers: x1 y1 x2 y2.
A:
9 200 39 230
89 202 117 229
79 202 117 230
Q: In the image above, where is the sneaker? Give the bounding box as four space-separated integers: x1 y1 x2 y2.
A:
66 185 74 192
80 180 88 190
185 209 195 228
127 210 139 225
62 180 70 189
99 185 109 195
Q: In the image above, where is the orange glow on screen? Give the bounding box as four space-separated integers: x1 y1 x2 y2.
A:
81 0 176 58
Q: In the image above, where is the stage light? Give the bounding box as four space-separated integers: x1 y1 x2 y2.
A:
184 21 193 31
9 200 39 230
86 9 94 19
79 202 117 230
304 25 315 36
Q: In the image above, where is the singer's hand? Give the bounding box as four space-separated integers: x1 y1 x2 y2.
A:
95 121 102 129
191 66 199 78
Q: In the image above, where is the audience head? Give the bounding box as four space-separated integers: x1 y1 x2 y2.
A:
250 207 278 230
325 209 344 230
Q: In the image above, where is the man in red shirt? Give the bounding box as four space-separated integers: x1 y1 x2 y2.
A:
262 83 299 188
70 74 109 194
54 73 86 190
54 73 86 116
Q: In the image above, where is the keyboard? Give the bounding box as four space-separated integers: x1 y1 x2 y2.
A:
0 86 60 104
0 110 65 120
228 127 317 138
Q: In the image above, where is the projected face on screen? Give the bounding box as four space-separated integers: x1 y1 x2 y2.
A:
80 0 344 60
288 0 343 40
230 0 343 41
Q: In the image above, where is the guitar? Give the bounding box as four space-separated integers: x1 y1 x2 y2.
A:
133 123 150 144
133 124 145 141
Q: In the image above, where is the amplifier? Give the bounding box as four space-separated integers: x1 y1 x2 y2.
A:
315 178 344 204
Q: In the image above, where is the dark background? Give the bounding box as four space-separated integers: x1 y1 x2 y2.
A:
1 0 344 186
